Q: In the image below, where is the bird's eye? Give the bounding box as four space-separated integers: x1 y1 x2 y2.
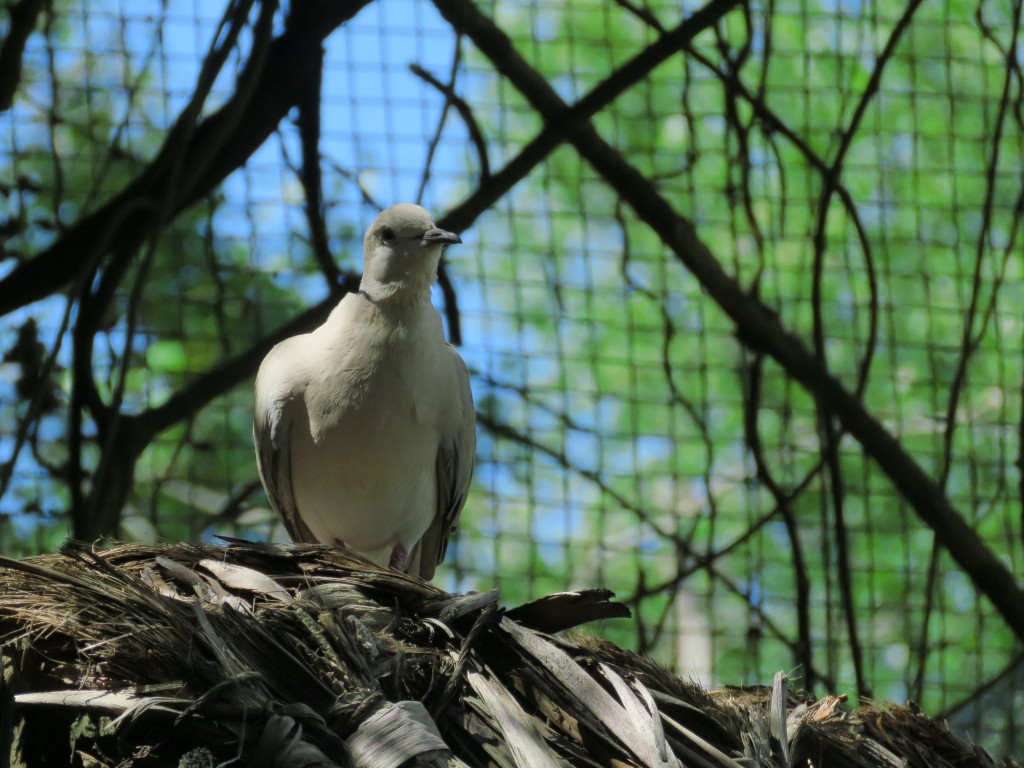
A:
381 227 396 244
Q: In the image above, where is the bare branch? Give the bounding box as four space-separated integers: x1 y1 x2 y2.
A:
411 55 492 186
625 534 834 688
683 47 877 392
476 412 680 544
134 280 356 445
294 50 343 289
742 351 816 690
937 651 1024 721
410 42 472 347
0 0 372 318
809 0 923 397
914 0 1022 699
435 0 744 234
0 0 45 112
435 0 1024 643
612 0 666 33
76 0 273 539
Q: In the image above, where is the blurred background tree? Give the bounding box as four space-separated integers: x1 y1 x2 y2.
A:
0 0 1022 754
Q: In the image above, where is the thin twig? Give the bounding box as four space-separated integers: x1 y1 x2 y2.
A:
133 275 357 446
409 44 472 346
475 412 679 544
0 0 372 318
82 0 270 538
613 199 719 558
743 351 815 690
914 0 1022 700
936 651 1024 721
295 49 343 288
435 0 1024 642
625 541 834 689
435 0 744 235
411 40 491 193
0 0 46 112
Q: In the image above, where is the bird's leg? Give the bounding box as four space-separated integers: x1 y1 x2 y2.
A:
389 544 409 572
332 537 346 549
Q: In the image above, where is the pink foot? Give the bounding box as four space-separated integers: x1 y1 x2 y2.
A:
389 544 409 572
332 538 346 549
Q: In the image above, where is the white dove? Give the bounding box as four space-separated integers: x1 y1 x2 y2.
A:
254 203 475 579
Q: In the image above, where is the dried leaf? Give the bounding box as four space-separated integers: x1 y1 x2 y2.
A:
501 617 674 768
346 701 449 768
466 668 564 768
506 589 631 633
197 558 290 601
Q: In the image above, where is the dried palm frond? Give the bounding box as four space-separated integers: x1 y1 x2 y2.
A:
0 540 1018 768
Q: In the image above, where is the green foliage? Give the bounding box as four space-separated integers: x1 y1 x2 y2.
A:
452 0 1024 743
1 0 1021 753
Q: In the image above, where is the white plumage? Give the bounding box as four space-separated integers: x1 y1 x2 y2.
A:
254 204 475 579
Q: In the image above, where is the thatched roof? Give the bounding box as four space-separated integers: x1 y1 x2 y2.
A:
0 540 1018 768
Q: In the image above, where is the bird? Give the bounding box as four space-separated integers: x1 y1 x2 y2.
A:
253 203 475 580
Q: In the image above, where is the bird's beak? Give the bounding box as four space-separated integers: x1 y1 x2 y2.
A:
422 227 462 245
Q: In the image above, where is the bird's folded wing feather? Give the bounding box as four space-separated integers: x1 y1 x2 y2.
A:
416 345 476 580
254 386 316 543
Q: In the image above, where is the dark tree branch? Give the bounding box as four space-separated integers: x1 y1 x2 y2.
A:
614 199 720 557
482 365 825 617
436 0 1024 643
612 0 666 33
682 44 878 397
7 0 804 539
937 651 1024 721
0 0 372 319
325 161 385 211
428 0 743 345
199 478 265 533
718 56 766 279
914 0 1022 700
625 535 832 688
79 250 159 537
809 0 921 397
411 42 470 346
411 56 491 185
818 412 868 697
295 49 343 289
435 265 463 347
134 277 357 445
479 410 832 684
802 0 927 694
0 0 45 112
476 412 678 543
434 0 744 235
73 0 273 540
743 352 815 691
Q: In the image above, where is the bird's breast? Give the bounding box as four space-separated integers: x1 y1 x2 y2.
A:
290 381 441 557
307 315 454 436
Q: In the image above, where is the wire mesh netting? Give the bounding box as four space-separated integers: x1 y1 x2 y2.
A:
1 0 1022 755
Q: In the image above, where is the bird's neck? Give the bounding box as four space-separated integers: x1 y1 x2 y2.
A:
357 278 432 312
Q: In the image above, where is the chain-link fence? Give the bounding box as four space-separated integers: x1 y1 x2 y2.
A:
1 0 1022 755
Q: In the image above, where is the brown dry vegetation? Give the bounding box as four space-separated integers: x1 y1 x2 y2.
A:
1 541 1018 768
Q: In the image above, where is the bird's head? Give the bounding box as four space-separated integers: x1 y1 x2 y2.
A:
360 203 461 302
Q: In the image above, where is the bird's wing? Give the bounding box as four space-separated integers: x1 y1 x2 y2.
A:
253 349 316 543
414 345 476 580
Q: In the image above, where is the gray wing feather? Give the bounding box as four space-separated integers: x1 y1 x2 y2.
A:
254 394 316 543
415 345 476 580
